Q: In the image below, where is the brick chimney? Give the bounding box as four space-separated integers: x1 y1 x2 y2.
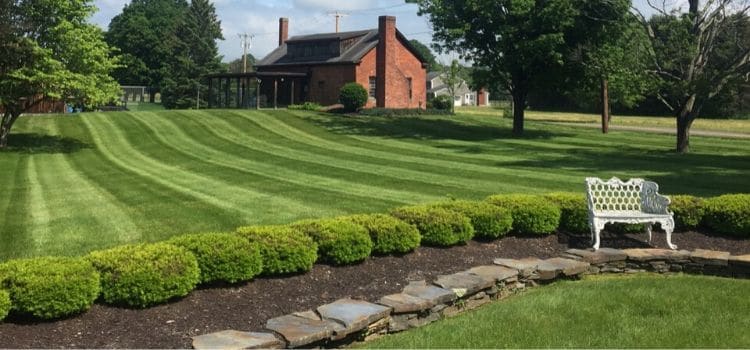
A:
279 17 289 47
376 16 396 108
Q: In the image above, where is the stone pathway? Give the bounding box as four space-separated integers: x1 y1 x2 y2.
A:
192 248 750 349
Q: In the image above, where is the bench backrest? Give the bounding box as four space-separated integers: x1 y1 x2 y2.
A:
585 177 669 215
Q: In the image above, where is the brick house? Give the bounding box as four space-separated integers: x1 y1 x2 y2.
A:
255 16 428 109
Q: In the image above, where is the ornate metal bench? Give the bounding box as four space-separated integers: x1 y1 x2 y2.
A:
585 177 676 250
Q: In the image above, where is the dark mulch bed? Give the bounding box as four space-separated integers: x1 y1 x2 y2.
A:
1 231 748 349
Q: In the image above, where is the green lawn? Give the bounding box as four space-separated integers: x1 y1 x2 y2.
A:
0 109 748 260
361 274 750 348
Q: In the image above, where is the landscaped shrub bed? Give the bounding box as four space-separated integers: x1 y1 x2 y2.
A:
703 194 750 237
670 195 706 231
292 219 373 265
391 205 474 246
0 257 100 319
167 233 263 284
0 289 9 322
433 200 513 239
486 194 561 235
544 192 589 234
343 214 421 254
87 243 199 308
236 225 318 274
358 108 454 117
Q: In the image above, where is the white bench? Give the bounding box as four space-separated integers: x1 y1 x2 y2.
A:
585 177 676 250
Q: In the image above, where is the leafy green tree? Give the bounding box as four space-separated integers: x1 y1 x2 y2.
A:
106 0 188 102
161 0 223 109
441 59 463 113
0 0 120 148
410 0 628 135
409 39 441 72
634 0 750 153
226 54 257 73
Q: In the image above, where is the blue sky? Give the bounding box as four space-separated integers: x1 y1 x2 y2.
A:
90 0 664 63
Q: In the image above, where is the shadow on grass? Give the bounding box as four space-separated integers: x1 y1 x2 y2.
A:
1 133 89 154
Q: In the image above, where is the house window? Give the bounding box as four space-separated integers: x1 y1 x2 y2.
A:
407 77 413 99
369 76 376 98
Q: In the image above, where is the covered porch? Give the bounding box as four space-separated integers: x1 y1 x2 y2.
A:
204 72 308 109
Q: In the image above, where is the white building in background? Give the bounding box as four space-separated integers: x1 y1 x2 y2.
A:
426 72 489 107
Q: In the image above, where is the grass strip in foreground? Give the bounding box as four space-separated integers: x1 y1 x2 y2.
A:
361 274 750 348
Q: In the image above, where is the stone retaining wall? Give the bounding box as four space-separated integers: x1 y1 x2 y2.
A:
192 248 750 349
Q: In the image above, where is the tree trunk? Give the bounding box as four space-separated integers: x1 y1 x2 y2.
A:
149 91 156 103
512 91 526 136
0 111 19 149
676 95 698 153
601 78 610 134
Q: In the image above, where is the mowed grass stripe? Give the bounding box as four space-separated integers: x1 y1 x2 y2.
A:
128 111 436 205
0 157 35 259
82 113 321 221
25 156 53 255
181 110 495 198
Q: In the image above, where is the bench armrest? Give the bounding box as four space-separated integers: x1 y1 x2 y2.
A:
641 181 671 214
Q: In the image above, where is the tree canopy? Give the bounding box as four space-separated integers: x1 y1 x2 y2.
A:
409 39 441 72
0 0 120 148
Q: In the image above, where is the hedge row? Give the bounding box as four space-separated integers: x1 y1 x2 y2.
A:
0 193 747 322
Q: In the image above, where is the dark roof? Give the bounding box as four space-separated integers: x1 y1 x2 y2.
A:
427 72 441 81
256 28 428 68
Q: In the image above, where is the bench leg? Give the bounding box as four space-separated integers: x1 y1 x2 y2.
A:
591 219 604 251
664 218 677 250
645 223 653 243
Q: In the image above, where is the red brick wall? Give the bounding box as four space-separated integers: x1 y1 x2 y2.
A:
356 49 378 108
374 16 426 109
308 65 357 106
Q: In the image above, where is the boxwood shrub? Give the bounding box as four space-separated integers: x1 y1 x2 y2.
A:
433 200 513 239
292 219 373 265
167 233 263 284
544 192 589 234
486 194 561 235
236 225 318 275
0 289 9 322
703 194 750 237
87 243 199 308
0 257 100 319
390 205 474 246
670 195 705 231
343 214 421 254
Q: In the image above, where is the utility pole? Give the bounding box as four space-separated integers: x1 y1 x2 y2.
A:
327 11 349 33
238 33 254 73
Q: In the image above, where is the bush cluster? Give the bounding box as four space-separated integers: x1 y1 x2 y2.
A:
292 219 373 265
486 194 560 235
430 95 454 111
288 102 323 111
236 225 318 274
88 243 199 308
544 192 589 234
0 289 9 322
339 83 368 112
390 205 474 246
0 257 100 319
167 233 263 284
343 214 421 254
358 108 453 117
670 195 706 231
703 194 750 237
433 200 513 239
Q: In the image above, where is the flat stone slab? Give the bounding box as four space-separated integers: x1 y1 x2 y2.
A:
565 248 627 264
691 249 731 266
265 313 337 348
434 272 494 297
192 330 283 349
378 293 434 314
729 254 750 267
623 249 691 262
402 280 456 304
493 258 543 276
536 258 590 280
467 265 519 282
316 298 391 336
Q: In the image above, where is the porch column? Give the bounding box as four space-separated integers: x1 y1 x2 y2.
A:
273 79 278 110
290 80 295 105
208 78 213 108
236 77 241 108
224 78 230 108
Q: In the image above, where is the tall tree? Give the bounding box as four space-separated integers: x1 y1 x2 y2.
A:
106 0 188 102
0 0 120 148
409 39 441 72
161 0 223 109
441 59 463 113
410 0 629 135
226 54 257 73
634 0 750 153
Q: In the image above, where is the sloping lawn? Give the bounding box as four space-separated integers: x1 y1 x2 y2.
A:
362 274 750 348
0 110 748 260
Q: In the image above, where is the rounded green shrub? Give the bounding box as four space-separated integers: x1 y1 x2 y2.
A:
0 289 9 321
0 257 100 319
703 194 750 237
339 82 368 112
670 195 705 231
236 225 318 275
486 194 561 235
167 232 263 284
87 243 199 308
433 200 513 239
292 219 373 265
544 192 589 234
390 205 474 246
431 94 453 111
343 214 421 254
